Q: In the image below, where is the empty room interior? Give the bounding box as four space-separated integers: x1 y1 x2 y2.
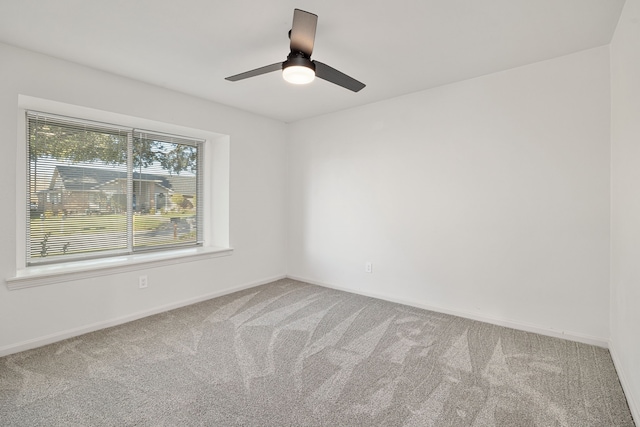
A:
0 0 639 426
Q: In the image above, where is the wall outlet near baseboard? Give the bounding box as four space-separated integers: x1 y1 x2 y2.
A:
139 275 148 289
365 262 372 273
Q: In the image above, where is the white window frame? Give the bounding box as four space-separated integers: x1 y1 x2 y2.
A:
7 95 232 290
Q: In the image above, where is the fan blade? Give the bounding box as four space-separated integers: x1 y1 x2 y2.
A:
225 63 282 81
290 9 317 56
313 61 366 92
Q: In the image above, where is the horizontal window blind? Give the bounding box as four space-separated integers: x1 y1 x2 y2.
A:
26 111 204 266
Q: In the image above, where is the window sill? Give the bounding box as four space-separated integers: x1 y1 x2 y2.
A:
5 246 233 290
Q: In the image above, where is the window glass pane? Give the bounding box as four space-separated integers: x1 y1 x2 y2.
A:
27 113 129 264
26 112 204 266
132 132 199 251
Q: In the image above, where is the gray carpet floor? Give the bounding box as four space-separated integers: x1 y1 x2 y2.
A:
0 278 635 426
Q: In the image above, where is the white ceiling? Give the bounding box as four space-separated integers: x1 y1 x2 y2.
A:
0 0 625 123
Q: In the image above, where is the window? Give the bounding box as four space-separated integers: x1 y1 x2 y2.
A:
26 111 204 266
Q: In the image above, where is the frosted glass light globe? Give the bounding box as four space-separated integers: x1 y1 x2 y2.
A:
283 65 315 84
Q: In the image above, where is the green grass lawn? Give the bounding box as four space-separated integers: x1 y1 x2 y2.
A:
30 212 195 237
29 211 197 259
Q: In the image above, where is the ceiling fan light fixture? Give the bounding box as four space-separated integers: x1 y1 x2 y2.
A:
283 64 315 84
225 9 365 92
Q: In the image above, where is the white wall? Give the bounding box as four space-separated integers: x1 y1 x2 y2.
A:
0 42 287 354
288 46 612 345
611 0 640 421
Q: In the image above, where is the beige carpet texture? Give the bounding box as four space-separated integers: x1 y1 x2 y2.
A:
0 279 635 426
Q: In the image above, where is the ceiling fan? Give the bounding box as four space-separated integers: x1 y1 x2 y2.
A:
225 9 365 92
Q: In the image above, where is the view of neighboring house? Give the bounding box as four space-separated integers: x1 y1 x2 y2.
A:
34 165 195 215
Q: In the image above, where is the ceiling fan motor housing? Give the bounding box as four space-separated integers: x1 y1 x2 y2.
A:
283 51 315 72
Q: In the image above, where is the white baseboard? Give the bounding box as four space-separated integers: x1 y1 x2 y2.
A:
609 341 640 426
0 274 286 357
1 273 610 358
286 275 609 348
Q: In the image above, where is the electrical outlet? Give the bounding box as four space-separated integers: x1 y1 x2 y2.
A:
139 275 148 289
365 262 372 273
